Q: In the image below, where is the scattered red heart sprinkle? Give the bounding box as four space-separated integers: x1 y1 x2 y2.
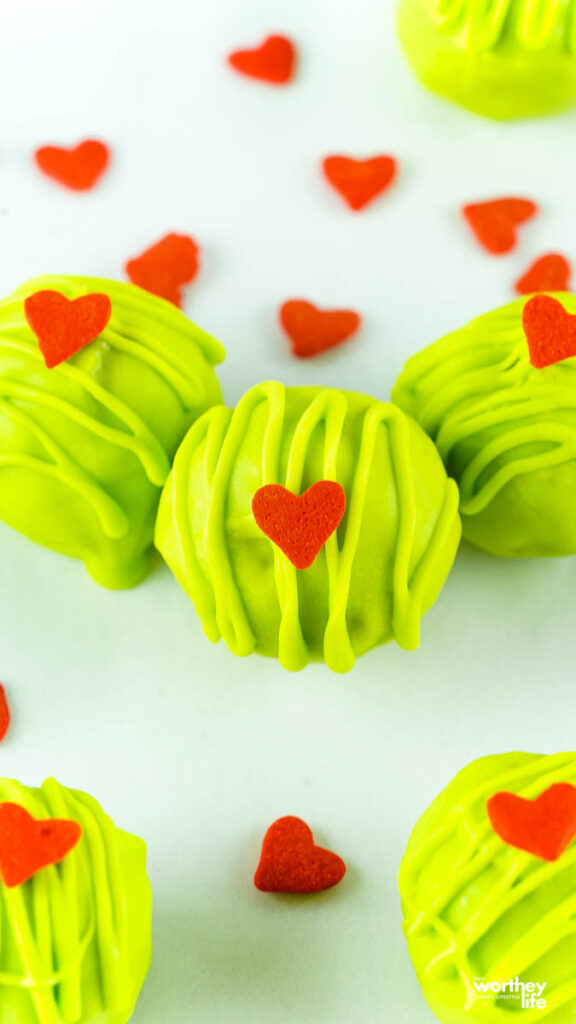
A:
34 139 110 191
227 34 296 85
515 253 572 295
252 481 346 569
322 155 397 211
125 233 199 307
522 294 576 368
0 803 82 887
24 290 112 369
0 687 9 742
462 198 538 255
254 816 346 893
279 300 361 358
487 783 576 862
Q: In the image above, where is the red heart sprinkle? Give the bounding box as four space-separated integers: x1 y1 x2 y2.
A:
279 300 361 358
254 816 346 893
34 139 110 191
462 198 538 255
125 233 199 307
252 481 346 569
0 803 82 887
487 783 576 862
515 253 572 295
0 687 9 743
522 294 576 369
24 290 112 369
227 34 296 85
322 155 397 211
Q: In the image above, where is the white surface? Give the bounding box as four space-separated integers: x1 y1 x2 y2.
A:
1 1 576 1021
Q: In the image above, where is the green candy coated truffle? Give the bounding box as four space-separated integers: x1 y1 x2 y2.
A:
392 292 576 558
0 776 151 1024
398 0 576 119
400 751 576 1024
0 275 224 588
155 381 461 673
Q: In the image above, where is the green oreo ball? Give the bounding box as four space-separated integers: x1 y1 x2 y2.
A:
0 776 151 1024
0 275 224 588
156 381 461 672
392 292 576 558
400 751 576 1024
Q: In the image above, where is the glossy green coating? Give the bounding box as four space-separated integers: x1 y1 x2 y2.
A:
392 292 576 557
155 381 461 672
397 0 576 119
0 777 152 1024
400 751 576 1024
0 275 224 588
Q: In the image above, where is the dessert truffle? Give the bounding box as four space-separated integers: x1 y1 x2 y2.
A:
155 381 460 672
0 275 224 587
397 0 576 119
400 751 576 1024
392 293 576 558
0 775 152 1022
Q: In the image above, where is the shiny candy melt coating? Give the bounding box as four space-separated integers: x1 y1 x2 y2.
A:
155 382 461 672
397 0 576 119
399 751 576 1024
0 777 151 1024
0 275 224 588
392 292 576 558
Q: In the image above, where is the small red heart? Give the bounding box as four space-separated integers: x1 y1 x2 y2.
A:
462 197 538 255
252 481 346 570
0 803 82 887
227 34 296 85
125 233 199 307
522 294 576 369
254 816 346 893
24 290 112 369
515 253 572 295
322 155 397 211
34 139 110 191
0 686 9 743
279 300 361 358
488 783 576 862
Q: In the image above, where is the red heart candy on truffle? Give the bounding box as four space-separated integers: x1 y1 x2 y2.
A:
515 253 572 295
252 481 346 569
462 198 537 255
254 816 346 893
279 300 361 358
24 290 111 369
322 155 397 211
228 35 296 85
522 294 576 368
125 233 199 307
487 783 576 862
0 803 82 887
34 139 110 191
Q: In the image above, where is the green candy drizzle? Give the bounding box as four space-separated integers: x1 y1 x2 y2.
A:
156 382 460 672
427 0 576 53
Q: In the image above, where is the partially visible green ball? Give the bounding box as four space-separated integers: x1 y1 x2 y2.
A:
392 293 576 557
0 776 152 1024
400 751 576 1024
398 0 576 119
0 275 224 588
156 381 460 672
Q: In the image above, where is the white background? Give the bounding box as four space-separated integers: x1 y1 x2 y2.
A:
0 0 575 1021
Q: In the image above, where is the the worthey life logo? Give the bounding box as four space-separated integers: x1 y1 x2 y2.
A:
473 977 547 1010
